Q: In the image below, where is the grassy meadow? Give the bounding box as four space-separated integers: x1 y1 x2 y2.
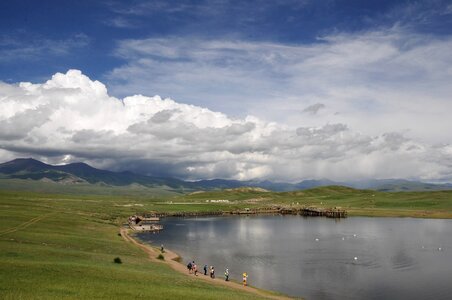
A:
1 182 451 299
0 189 267 299
182 186 452 218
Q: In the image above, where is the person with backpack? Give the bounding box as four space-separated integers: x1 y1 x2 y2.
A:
203 264 208 276
187 261 192 274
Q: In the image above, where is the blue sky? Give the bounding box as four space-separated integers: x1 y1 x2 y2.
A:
2 0 451 84
1 0 452 182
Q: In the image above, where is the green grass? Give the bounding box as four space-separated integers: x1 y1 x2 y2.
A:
0 189 267 299
181 185 452 218
0 178 180 197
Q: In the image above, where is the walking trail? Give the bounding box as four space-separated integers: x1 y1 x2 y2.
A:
120 228 295 300
0 212 55 237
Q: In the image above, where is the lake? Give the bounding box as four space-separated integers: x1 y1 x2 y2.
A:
138 215 452 299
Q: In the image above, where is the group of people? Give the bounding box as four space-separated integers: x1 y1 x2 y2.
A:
186 261 248 286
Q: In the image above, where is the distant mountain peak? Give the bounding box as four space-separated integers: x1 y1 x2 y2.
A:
0 157 50 174
8 157 46 165
0 158 451 192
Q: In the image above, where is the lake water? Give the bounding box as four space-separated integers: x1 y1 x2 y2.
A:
138 216 452 299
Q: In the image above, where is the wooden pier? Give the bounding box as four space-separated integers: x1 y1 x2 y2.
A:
229 206 347 218
229 207 345 218
153 211 224 217
298 207 347 218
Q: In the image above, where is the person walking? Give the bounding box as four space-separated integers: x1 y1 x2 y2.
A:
193 263 198 276
242 272 248 286
210 266 215 279
203 264 208 276
224 268 229 281
187 261 192 274
187 261 195 274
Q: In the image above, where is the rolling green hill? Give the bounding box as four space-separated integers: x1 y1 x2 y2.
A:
0 158 191 190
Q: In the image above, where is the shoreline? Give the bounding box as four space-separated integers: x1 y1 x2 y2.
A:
120 227 295 300
347 208 452 219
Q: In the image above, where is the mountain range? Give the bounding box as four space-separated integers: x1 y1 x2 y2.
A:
1 158 451 192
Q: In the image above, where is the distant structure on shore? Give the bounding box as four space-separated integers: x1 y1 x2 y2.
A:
128 215 163 232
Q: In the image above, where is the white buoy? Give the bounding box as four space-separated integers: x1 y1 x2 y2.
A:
438 247 442 251
342 237 345 241
354 257 358 260
353 234 357 237
315 238 319 241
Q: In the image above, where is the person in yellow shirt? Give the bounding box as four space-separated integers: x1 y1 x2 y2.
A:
242 272 248 286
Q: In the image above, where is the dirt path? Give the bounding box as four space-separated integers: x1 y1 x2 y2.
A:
120 227 295 300
0 212 55 237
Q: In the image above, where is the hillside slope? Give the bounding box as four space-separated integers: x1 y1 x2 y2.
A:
0 158 190 190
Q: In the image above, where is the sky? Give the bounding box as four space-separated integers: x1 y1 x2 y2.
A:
0 0 452 182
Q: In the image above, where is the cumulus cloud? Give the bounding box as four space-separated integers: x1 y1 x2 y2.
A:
107 28 452 144
0 70 451 182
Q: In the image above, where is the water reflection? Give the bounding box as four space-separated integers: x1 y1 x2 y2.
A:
138 216 452 300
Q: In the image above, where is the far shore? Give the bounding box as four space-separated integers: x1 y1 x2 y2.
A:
120 227 296 300
139 207 452 220
347 208 452 219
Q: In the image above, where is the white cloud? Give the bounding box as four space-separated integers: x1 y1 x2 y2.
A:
104 16 138 28
0 70 451 182
0 34 89 62
107 28 452 145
